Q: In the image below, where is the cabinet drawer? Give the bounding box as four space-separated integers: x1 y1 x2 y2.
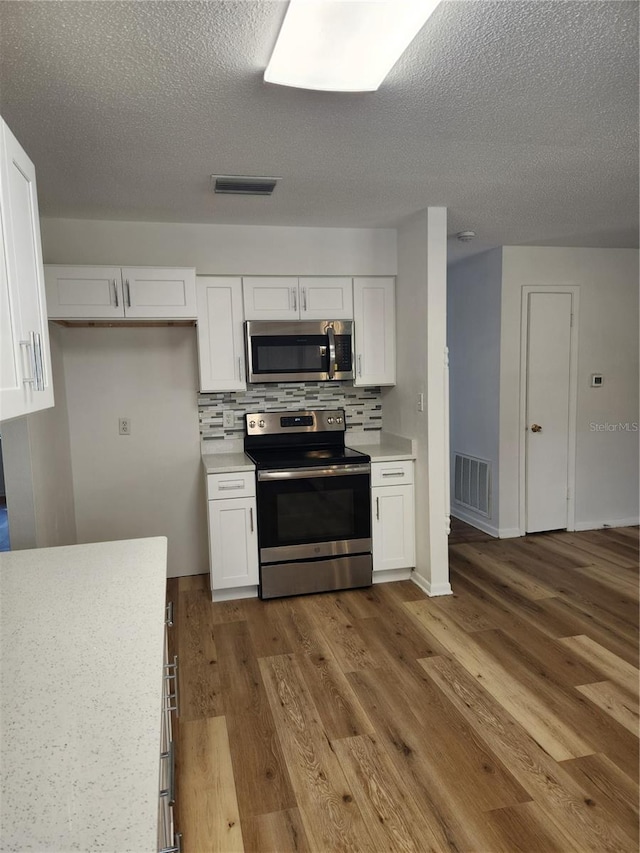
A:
371 460 414 487
207 471 256 499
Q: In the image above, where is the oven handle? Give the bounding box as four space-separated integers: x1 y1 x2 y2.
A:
258 464 370 481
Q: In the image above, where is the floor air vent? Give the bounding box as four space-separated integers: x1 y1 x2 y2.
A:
454 453 491 517
211 175 279 196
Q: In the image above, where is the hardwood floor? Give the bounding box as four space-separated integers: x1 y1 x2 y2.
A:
167 526 639 852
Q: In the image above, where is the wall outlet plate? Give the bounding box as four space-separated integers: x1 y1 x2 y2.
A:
591 374 603 387
222 410 235 429
119 418 131 435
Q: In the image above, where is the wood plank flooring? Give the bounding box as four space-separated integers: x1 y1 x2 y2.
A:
168 526 639 852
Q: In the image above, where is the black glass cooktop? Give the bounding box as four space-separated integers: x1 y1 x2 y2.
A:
245 445 370 471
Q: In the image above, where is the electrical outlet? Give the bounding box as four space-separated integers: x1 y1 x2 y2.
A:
417 393 424 413
119 418 131 435
222 410 235 429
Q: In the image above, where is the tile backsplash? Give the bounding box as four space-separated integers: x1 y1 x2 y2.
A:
199 382 382 441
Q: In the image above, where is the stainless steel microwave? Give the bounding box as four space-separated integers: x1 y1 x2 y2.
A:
245 320 354 383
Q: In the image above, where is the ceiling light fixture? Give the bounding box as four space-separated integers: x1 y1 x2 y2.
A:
456 230 476 242
264 0 441 92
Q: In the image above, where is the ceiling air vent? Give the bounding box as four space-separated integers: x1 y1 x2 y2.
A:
211 175 279 196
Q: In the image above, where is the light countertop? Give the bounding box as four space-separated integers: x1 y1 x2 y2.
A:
202 449 255 474
0 537 168 853
348 431 416 463
201 432 415 473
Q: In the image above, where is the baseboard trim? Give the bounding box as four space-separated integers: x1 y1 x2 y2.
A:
451 508 499 538
373 568 412 584
212 585 259 602
411 572 452 597
573 518 639 531
498 527 522 539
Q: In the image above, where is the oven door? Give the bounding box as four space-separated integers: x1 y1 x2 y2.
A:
256 464 371 564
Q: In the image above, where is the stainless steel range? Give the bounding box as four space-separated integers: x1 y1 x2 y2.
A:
244 409 372 599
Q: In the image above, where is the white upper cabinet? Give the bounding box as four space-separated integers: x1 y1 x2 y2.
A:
44 265 196 320
243 276 353 321
298 277 353 319
353 277 396 386
0 116 54 421
196 276 246 392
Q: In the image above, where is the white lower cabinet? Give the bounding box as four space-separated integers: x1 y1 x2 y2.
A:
207 471 259 600
371 460 415 576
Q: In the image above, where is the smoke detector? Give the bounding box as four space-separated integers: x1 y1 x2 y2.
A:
210 175 279 196
456 230 476 242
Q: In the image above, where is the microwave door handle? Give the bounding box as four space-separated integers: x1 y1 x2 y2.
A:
325 325 336 379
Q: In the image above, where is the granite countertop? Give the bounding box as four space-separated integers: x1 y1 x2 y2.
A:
0 537 168 853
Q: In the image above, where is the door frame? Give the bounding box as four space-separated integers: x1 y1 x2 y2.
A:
518 285 580 535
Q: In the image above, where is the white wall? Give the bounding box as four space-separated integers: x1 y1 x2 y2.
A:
60 326 207 577
41 219 397 275
2 324 76 549
500 247 639 532
384 208 451 596
447 249 502 534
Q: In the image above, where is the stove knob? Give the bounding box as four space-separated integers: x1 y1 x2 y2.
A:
327 417 334 424
259 419 265 428
337 417 343 423
249 420 256 429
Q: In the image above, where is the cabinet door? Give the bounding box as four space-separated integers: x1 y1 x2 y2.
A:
44 265 123 319
0 118 54 421
353 277 396 386
299 277 353 320
121 267 196 319
242 276 299 320
196 277 246 392
208 497 259 590
372 484 415 572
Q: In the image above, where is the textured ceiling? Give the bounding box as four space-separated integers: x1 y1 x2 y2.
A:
1 0 638 262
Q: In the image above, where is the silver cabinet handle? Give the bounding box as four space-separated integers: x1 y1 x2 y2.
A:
19 337 36 387
218 481 245 491
238 356 243 381
382 471 405 478
165 601 174 627
112 279 119 307
160 740 176 805
160 834 182 853
20 332 44 391
249 507 254 533
125 278 131 307
302 287 307 311
32 331 44 391
165 655 179 715
292 287 297 312
357 354 362 377
376 496 380 520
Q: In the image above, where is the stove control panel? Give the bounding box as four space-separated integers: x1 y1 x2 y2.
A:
245 409 346 436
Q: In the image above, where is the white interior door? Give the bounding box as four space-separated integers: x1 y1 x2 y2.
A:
524 291 573 532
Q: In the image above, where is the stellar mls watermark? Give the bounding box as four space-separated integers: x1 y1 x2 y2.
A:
589 422 639 432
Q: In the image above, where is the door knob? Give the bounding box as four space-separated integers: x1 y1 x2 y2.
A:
530 424 542 433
